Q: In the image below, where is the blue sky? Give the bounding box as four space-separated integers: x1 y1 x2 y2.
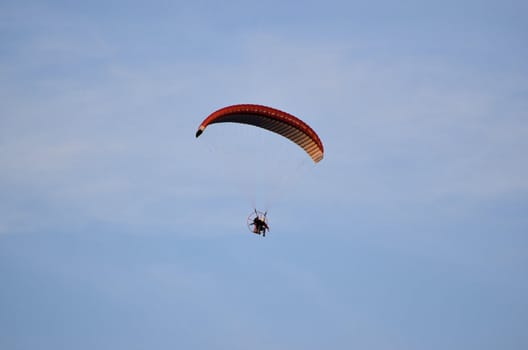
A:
1 1 527 349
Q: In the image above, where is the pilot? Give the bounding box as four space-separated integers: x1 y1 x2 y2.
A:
251 216 269 236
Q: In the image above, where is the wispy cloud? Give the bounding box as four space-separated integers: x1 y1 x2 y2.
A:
2 25 527 236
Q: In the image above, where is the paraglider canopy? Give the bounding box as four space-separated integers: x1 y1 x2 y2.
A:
195 104 324 163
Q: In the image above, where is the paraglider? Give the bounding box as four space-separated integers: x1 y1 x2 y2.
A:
195 104 324 236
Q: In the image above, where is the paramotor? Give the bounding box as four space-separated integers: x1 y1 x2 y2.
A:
195 104 324 236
